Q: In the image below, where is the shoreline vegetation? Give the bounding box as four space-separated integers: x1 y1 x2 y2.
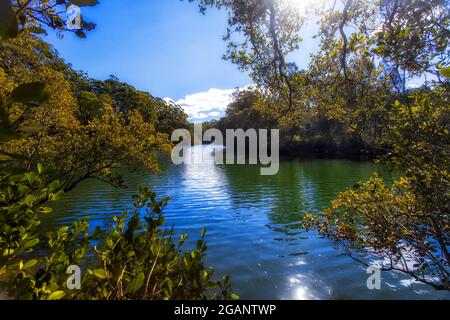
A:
1 0 449 300
0 0 234 300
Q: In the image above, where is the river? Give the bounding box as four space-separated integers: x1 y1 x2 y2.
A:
43 145 450 300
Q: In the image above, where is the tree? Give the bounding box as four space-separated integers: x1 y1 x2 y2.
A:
192 0 450 290
186 0 305 115
0 30 186 191
9 0 98 39
305 88 449 290
303 0 450 290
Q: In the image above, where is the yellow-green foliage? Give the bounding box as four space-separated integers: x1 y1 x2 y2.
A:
304 93 449 290
0 0 233 301
0 32 175 191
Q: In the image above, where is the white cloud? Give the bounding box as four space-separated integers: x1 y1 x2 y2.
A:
165 88 238 122
207 111 221 118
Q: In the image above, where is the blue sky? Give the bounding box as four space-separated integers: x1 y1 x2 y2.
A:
45 0 320 121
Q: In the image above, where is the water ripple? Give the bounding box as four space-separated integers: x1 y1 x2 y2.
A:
43 146 450 300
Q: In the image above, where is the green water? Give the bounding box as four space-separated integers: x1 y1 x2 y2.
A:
43 145 450 300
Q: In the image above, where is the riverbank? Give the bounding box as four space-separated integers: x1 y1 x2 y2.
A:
198 137 387 161
279 140 386 160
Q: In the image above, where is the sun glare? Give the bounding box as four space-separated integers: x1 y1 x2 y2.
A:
287 0 325 13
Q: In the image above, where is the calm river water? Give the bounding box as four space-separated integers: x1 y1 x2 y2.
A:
43 145 449 300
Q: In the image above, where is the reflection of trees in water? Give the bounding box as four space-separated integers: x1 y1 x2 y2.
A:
42 149 389 242
220 159 386 234
220 161 308 228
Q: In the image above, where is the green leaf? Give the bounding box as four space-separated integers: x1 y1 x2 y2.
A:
48 291 66 300
26 171 38 184
11 82 48 106
3 248 14 256
50 190 64 202
91 269 106 279
37 163 43 174
23 238 39 249
439 67 450 79
23 259 38 270
37 206 53 214
125 272 145 294
0 0 19 39
230 293 240 300
28 26 47 35
24 194 36 204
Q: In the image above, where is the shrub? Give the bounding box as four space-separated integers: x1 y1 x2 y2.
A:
0 172 237 300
